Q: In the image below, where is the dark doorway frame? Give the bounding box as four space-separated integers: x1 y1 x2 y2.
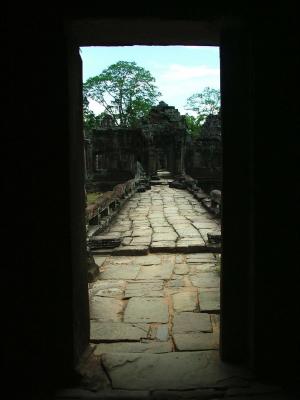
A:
66 16 253 376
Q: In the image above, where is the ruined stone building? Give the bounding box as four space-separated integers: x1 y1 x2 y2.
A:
84 101 220 194
185 113 222 191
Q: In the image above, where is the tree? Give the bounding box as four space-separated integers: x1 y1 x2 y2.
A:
83 92 102 131
184 114 205 137
185 87 220 120
83 61 161 128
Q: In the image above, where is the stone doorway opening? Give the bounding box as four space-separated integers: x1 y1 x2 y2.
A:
77 44 238 394
63 19 257 397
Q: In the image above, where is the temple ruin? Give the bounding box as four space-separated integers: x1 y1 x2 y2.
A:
84 101 222 235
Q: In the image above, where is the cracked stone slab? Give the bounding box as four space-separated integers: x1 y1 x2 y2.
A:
90 321 149 341
189 263 218 273
124 298 169 323
94 340 172 355
89 297 124 321
132 229 153 237
199 289 220 312
91 280 126 290
172 292 198 312
105 257 134 264
167 278 186 287
100 265 140 280
150 222 171 228
175 228 201 238
133 255 161 265
153 227 176 233
175 255 186 263
186 254 216 263
136 263 174 280
173 312 212 333
122 237 132 246
93 256 107 267
101 351 251 390
150 241 176 252
131 236 152 245
173 332 217 351
152 232 178 241
110 225 132 232
176 239 206 252
124 281 164 298
174 263 189 275
94 287 124 299
152 324 169 341
190 273 220 288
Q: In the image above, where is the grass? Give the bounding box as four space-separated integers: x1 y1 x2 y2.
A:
86 192 103 205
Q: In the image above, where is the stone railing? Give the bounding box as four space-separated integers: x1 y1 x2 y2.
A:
86 179 135 232
86 172 150 237
169 174 221 217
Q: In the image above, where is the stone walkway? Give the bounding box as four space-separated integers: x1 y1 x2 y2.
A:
57 185 288 398
92 185 221 255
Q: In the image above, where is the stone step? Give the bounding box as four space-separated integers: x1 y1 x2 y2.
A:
100 351 252 391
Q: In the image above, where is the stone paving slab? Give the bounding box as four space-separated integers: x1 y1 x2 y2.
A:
152 232 178 241
89 297 124 321
124 281 164 298
189 263 218 273
90 321 149 341
167 278 186 287
199 289 220 312
94 287 124 299
173 332 218 351
153 324 169 341
101 351 251 390
172 291 198 312
112 246 149 255
173 312 212 333
132 229 153 237
104 257 134 264
94 340 172 355
190 273 220 288
90 280 126 290
150 241 176 252
124 297 169 323
136 263 174 280
93 256 107 267
133 255 161 265
131 238 152 247
186 253 216 263
99 265 140 280
174 263 189 274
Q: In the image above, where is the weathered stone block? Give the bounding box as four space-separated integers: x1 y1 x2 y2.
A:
90 321 149 341
124 298 169 323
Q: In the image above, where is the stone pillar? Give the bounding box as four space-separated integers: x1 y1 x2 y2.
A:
148 146 157 175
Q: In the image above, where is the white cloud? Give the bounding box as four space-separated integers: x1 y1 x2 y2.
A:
87 63 220 116
88 99 104 115
160 64 220 81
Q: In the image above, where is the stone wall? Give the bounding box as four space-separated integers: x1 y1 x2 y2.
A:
85 128 148 192
185 113 222 191
140 101 187 176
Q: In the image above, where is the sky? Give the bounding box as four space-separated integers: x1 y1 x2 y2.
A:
80 45 220 116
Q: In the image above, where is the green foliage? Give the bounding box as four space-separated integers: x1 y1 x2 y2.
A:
83 61 161 128
83 92 101 131
185 87 220 122
184 114 205 137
